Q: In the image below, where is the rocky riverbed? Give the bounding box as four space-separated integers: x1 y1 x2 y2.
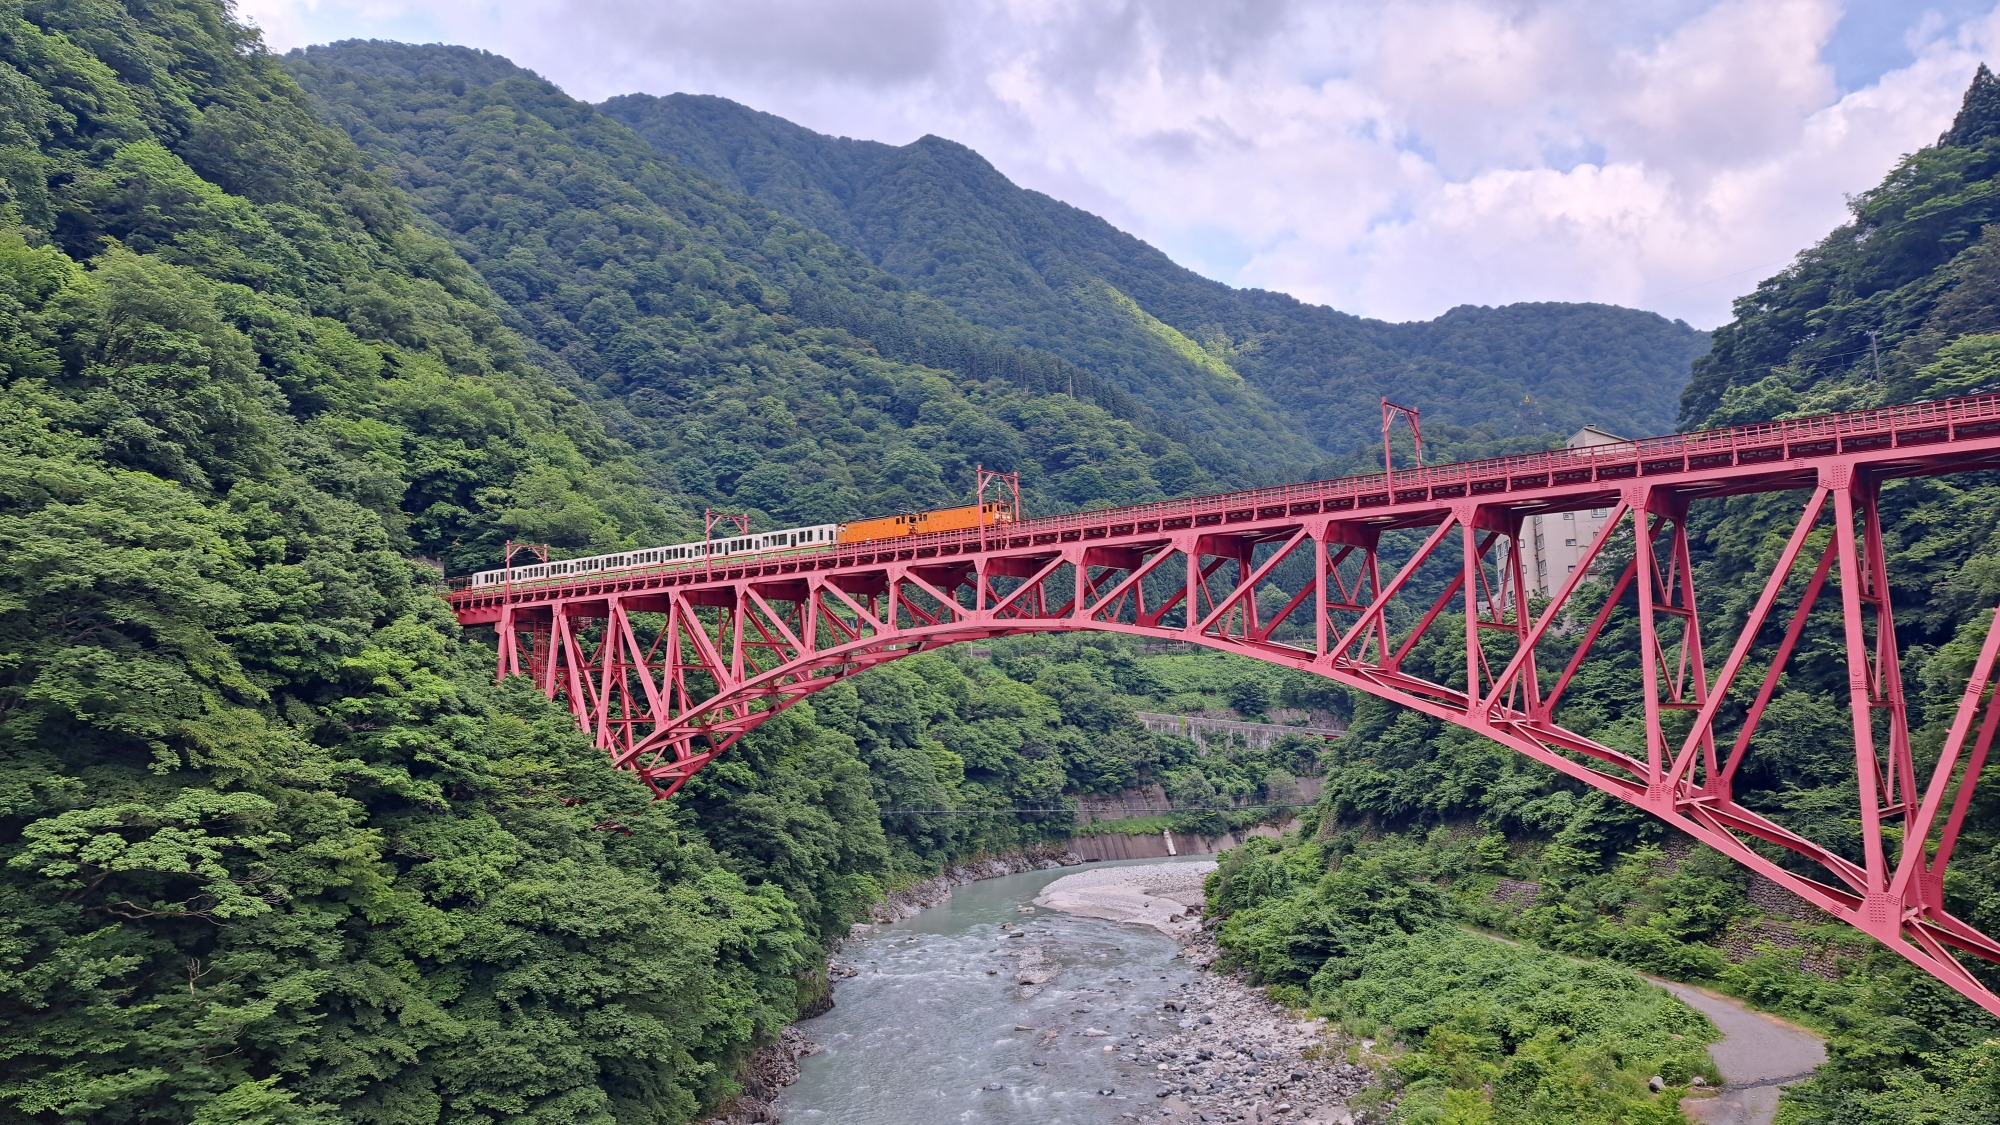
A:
697 848 1087 1125
765 858 1382 1124
751 856 1821 1125
1035 863 1376 1125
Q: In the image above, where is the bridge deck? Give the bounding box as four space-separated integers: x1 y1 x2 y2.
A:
449 392 2000 622
442 392 2000 1020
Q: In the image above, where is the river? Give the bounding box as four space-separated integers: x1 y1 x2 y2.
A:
776 857 1824 1125
778 857 1213 1124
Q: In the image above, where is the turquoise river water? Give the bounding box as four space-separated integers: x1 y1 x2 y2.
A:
778 858 1214 1124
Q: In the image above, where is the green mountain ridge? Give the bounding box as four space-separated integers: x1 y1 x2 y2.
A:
277 41 1347 547
602 90 1711 454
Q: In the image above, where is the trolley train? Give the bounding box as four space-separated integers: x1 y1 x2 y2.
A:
467 502 1016 588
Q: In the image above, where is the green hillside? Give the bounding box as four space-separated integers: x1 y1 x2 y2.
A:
1670 63 2000 1123
0 10 1502 1122
0 8 1263 1122
284 42 1321 506
602 92 1711 452
1192 68 2000 1125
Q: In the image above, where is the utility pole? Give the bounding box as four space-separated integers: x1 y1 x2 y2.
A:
1866 330 1883 381
1381 397 1423 488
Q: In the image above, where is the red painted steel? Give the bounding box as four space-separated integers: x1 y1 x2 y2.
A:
449 393 2000 1018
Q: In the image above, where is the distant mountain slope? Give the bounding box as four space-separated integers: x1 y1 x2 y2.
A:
602 92 1710 451
286 42 1320 524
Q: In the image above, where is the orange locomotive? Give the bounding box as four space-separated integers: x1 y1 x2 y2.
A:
837 502 1014 544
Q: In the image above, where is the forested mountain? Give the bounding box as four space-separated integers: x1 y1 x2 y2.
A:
603 92 1710 451
0 6 1268 1122
1668 63 2000 1123
282 41 1312 514
0 7 1470 1123
1197 69 2000 1124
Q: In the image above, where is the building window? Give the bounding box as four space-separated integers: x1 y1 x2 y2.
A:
1591 508 1607 517
1565 538 1576 547
1563 512 1575 520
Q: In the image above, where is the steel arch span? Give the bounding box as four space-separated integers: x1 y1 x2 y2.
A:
450 394 2000 1018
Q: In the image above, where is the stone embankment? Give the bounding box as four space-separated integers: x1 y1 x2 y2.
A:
865 845 1084 923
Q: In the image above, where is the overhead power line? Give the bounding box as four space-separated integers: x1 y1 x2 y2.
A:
876 802 1320 815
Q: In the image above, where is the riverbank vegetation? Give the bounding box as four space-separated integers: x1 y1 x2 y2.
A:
1208 831 1720 1124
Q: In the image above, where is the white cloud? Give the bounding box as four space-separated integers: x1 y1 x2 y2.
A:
237 0 2000 327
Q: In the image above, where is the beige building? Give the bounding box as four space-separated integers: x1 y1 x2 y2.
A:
1526 425 1626 597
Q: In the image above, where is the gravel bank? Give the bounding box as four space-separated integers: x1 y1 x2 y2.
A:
1038 861 1378 1124
1033 860 1214 937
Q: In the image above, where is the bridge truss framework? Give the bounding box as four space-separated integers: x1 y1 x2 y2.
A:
450 394 2000 1018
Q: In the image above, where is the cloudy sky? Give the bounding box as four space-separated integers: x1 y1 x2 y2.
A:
239 0 2000 328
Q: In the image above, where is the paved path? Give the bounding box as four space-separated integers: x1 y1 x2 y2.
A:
1648 977 1825 1125
1473 928 1824 1125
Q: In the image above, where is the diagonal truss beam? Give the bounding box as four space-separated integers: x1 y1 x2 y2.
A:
466 434 2000 1019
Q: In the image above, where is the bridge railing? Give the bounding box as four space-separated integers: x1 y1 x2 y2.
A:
446 391 2000 599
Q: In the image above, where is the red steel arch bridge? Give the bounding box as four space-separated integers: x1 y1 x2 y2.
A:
450 394 2000 1018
